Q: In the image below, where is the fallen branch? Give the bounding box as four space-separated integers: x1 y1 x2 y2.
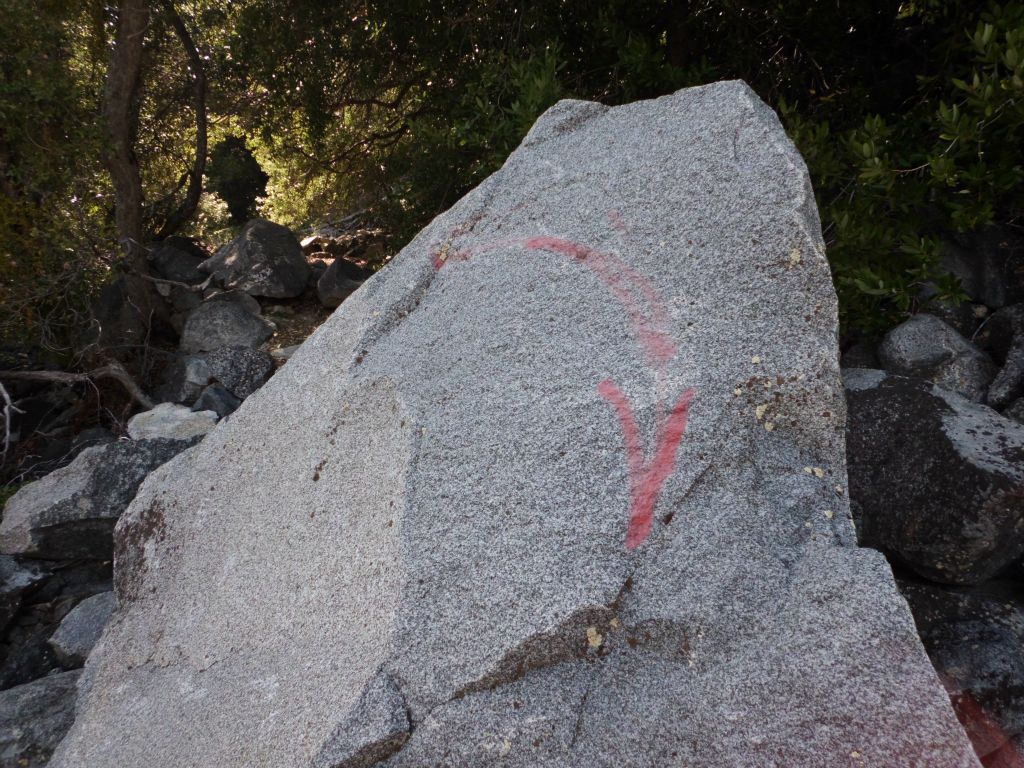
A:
0 362 155 410
134 270 212 294
0 382 25 463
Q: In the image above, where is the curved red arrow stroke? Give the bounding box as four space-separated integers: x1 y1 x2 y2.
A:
432 218 695 549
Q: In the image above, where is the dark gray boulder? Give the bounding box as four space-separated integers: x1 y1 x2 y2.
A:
0 670 81 768
901 579 1024 765
48 591 117 667
179 292 274 354
148 243 207 285
985 305 1024 410
199 219 310 298
154 354 213 404
202 346 274 399
878 313 996 402
0 438 195 560
192 384 241 418
1005 398 1024 425
52 82 977 768
941 225 1024 309
845 368 1024 584
316 257 371 309
0 556 47 634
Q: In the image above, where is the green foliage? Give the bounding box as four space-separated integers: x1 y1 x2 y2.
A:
780 2 1024 332
0 0 112 354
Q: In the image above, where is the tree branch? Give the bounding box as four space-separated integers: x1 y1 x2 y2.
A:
0 363 155 410
153 0 207 239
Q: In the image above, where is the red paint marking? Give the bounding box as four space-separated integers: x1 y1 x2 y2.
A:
598 380 695 549
432 216 696 549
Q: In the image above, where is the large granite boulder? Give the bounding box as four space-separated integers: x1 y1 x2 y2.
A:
0 438 195 560
51 82 977 767
199 218 310 298
0 670 81 768
845 369 1024 584
878 313 996 402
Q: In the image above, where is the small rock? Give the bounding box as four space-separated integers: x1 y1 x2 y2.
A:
845 369 1024 584
316 257 370 309
0 438 194 559
127 403 218 441
203 346 274 399
0 669 81 768
148 243 207 285
984 306 1024 410
192 384 241 418
180 292 274 353
878 313 996 402
0 556 48 634
199 218 310 298
48 591 117 667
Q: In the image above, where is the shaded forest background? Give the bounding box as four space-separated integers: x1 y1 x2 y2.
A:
2 0 1023 359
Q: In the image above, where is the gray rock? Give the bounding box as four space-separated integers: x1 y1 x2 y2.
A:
50 82 977 767
48 591 117 667
154 354 213 404
985 306 1024 409
0 556 47 634
941 225 1024 309
901 579 1024 763
1005 398 1024 425
148 243 207 285
127 403 218 441
0 670 81 768
202 346 274 399
316 257 371 309
179 292 274 353
878 313 996 401
0 438 194 559
192 384 240 418
845 369 1024 584
199 218 310 298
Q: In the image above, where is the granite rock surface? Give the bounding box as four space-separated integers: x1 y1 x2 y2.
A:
51 81 978 767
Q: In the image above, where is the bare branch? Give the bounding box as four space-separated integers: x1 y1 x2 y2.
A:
0 362 155 410
0 382 25 464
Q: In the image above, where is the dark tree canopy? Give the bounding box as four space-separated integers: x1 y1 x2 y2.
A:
1 0 1023 348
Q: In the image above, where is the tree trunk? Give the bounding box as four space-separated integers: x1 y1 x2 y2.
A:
102 0 150 270
154 0 207 240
